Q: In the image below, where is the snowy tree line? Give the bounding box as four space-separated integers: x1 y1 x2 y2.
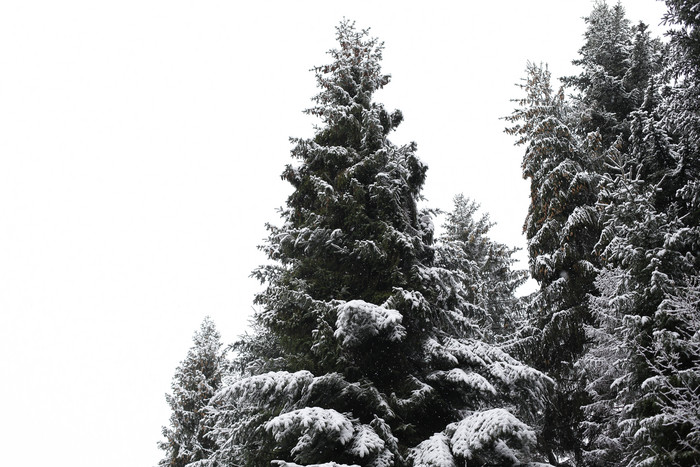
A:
158 2 700 466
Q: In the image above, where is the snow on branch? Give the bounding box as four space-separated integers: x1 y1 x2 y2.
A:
450 409 536 464
411 433 456 467
272 462 359 467
347 424 385 458
334 299 406 347
427 368 497 396
212 370 314 408
266 407 354 462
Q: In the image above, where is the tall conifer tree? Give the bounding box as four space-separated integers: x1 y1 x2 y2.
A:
577 2 700 464
582 97 698 465
663 0 700 243
207 21 551 467
563 1 664 149
506 63 600 465
582 128 689 465
507 6 668 464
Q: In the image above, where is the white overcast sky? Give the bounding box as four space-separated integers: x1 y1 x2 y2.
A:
0 1 667 466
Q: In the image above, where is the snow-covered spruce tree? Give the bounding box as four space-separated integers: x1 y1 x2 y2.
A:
580 265 633 466
505 62 601 465
580 70 700 463
438 194 528 341
661 0 700 258
207 21 552 467
562 1 665 149
577 3 700 462
159 317 227 467
583 140 695 466
563 1 633 147
580 129 678 465
646 277 700 462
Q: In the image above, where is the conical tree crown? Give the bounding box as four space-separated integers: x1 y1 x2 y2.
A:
506 62 601 465
254 20 431 377
208 21 552 467
159 317 225 467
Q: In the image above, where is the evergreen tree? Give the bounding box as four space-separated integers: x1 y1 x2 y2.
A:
506 7 669 464
580 266 632 466
582 129 695 465
646 277 700 462
438 194 527 341
505 62 600 465
581 131 681 465
662 0 700 251
664 0 700 82
563 1 634 146
159 317 227 467
563 1 664 149
208 21 552 467
573 1 700 462
577 2 700 464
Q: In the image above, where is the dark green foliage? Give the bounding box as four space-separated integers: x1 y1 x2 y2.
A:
251 21 431 381
506 62 600 465
664 0 700 80
583 136 691 465
505 5 682 464
159 318 227 467
208 21 551 467
563 1 635 145
647 279 700 464
439 194 527 340
578 2 700 465
161 4 700 466
563 1 665 148
662 0 700 241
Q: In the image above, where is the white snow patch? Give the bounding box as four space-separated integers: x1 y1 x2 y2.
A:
428 368 496 395
411 433 456 467
334 299 406 346
213 370 313 406
266 407 354 446
272 462 359 467
450 409 536 461
347 424 385 458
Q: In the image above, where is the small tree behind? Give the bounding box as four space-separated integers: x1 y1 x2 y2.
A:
438 194 527 340
159 317 226 467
